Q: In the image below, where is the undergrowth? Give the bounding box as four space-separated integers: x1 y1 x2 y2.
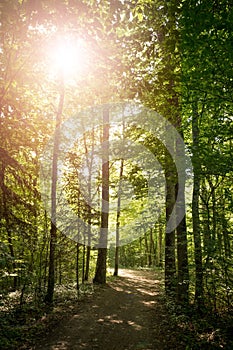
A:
161 294 233 349
0 283 94 350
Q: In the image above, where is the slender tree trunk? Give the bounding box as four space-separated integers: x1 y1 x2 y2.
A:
82 244 85 284
114 157 124 276
43 210 49 290
207 177 218 311
114 116 126 276
208 177 217 250
76 191 81 291
201 186 211 260
84 205 91 281
144 232 149 266
93 107 109 284
84 190 92 282
114 244 119 276
221 194 231 308
45 75 65 304
176 130 189 304
139 237 144 267
84 127 95 281
149 228 154 267
76 243 80 291
176 215 189 303
85 246 91 281
165 149 177 294
192 100 204 308
38 210 48 294
58 250 62 285
158 220 163 268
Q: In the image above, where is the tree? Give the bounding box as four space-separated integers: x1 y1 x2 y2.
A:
115 0 190 301
45 73 65 304
181 0 233 308
191 99 204 309
113 157 124 276
93 107 110 284
1 0 232 321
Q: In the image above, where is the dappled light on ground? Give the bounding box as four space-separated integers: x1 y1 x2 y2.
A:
34 269 184 350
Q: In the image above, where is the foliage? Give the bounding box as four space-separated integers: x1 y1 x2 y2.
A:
0 0 232 348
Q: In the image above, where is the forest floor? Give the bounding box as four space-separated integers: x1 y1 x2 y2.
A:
13 268 232 350
31 269 185 350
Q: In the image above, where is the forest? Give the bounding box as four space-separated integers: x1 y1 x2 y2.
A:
0 0 232 349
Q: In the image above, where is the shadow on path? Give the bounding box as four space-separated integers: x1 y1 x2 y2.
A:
33 269 184 350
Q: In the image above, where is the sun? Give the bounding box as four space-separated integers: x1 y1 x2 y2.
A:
48 36 90 81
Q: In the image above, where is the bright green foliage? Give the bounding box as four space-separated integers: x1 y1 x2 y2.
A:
0 1 232 348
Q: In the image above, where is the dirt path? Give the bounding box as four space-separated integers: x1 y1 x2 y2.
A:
33 269 184 350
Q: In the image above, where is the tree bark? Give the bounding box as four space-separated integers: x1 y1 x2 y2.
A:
165 188 176 293
45 75 65 304
84 127 95 281
149 228 154 267
82 244 85 284
76 191 81 291
76 243 80 291
114 157 124 276
165 145 177 294
158 220 163 267
176 131 189 304
93 107 109 284
192 100 204 308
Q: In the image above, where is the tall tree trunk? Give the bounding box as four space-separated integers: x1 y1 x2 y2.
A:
58 250 62 285
76 243 80 291
76 191 81 291
192 100 204 308
176 130 189 304
144 232 149 266
139 237 144 267
85 245 91 281
114 157 124 276
158 220 163 268
82 244 85 284
161 0 189 301
45 75 65 304
149 228 154 267
43 210 49 290
84 127 95 281
84 204 91 281
165 146 177 294
93 107 109 284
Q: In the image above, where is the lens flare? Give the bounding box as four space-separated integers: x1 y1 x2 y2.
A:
48 37 89 80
